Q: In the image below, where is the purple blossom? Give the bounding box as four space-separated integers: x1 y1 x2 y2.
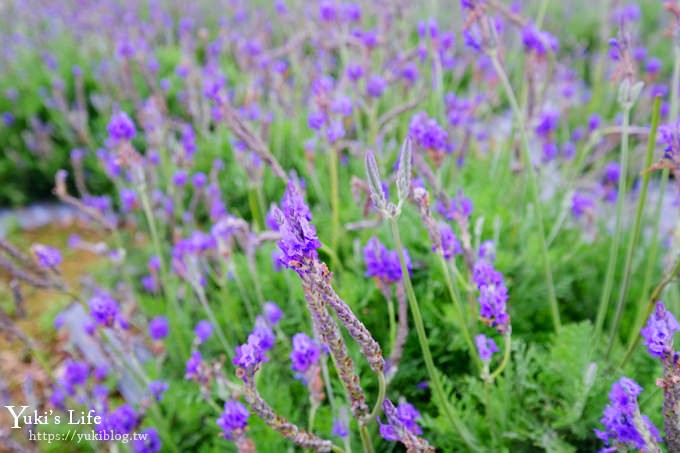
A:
148 316 169 340
263 302 283 325
659 120 680 160
363 237 411 283
379 400 423 441
273 182 321 270
107 111 136 142
194 320 213 344
366 74 387 97
535 109 559 136
290 332 321 373
436 192 473 221
571 192 595 218
521 23 558 55
185 350 203 378
192 172 207 188
437 222 462 259
31 244 62 268
409 112 448 152
596 377 661 451
473 260 510 332
233 339 268 376
149 380 169 401
475 334 499 362
332 413 349 438
604 162 620 184
216 401 249 440
641 301 680 359
107 404 137 435
120 188 137 212
172 170 188 186
133 427 161 453
59 360 89 394
88 290 120 328
249 317 275 352
347 64 364 81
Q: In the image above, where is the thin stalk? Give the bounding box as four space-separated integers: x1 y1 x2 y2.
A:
367 372 386 422
595 105 631 344
248 187 263 230
329 145 341 253
488 331 512 382
385 293 397 357
438 255 479 371
606 97 662 358
388 218 479 450
535 0 551 28
138 182 189 360
308 404 318 433
484 381 497 445
359 425 374 453
488 50 561 332
194 285 234 360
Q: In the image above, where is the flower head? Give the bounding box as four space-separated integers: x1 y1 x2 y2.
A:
149 380 169 401
363 237 411 283
31 244 62 268
148 316 169 340
107 111 136 142
436 222 462 259
641 301 680 359
290 332 321 373
473 260 510 333
217 401 250 440
194 320 213 344
263 302 283 325
133 427 161 453
475 334 499 362
88 290 121 328
595 377 661 451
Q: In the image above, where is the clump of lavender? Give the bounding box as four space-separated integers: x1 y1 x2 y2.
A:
217 400 254 451
363 237 411 284
595 377 662 452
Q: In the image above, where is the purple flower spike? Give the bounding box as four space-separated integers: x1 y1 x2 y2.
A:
364 237 411 283
148 316 169 340
641 301 680 359
596 377 661 451
263 302 283 325
133 427 161 453
475 334 499 362
290 332 321 373
233 339 268 378
217 400 250 440
194 320 213 344
31 244 62 268
437 222 462 259
185 350 203 379
249 317 275 352
107 111 136 142
473 260 510 333
149 380 169 401
366 74 387 97
273 182 321 271
88 290 120 328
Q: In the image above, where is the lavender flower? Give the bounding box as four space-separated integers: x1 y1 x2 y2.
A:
194 320 213 344
290 333 321 373
107 111 136 142
366 74 387 97
233 339 268 379
571 192 595 219
107 404 138 434
133 427 161 453
88 290 121 328
363 237 411 283
263 302 283 325
249 317 275 352
475 334 499 362
149 381 169 401
59 360 89 394
473 260 510 333
379 399 433 451
595 377 661 451
185 350 203 379
148 316 169 340
31 244 62 268
641 301 680 359
216 401 250 440
437 222 462 259
272 181 321 271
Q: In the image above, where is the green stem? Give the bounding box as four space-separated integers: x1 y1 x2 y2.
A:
606 97 661 358
248 187 263 230
308 404 318 433
388 218 479 450
359 425 374 453
488 50 561 332
488 331 512 382
535 0 551 28
595 105 631 344
367 372 386 422
483 381 497 445
329 145 341 253
438 255 480 371
138 181 189 361
385 293 397 357
194 285 234 360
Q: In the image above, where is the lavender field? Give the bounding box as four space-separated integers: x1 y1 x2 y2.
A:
2 0 680 451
